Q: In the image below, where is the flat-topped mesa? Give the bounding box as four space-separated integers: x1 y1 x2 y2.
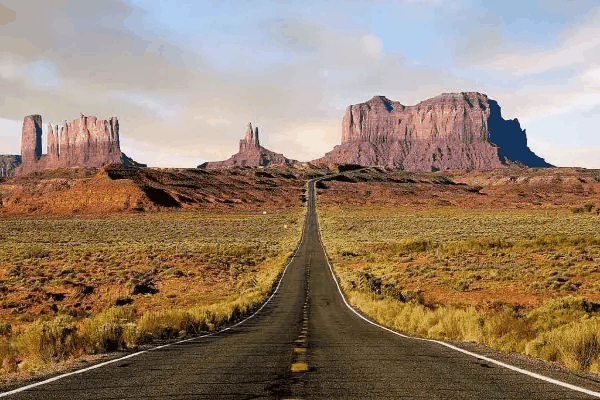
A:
16 114 143 176
315 92 551 170
198 122 296 169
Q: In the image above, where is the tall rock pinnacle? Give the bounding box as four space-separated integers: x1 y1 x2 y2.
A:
21 115 43 168
199 122 295 169
240 122 260 151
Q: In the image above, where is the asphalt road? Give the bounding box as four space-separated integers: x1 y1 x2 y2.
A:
4 178 600 399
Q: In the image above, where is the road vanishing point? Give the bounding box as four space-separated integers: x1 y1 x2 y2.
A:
4 178 600 399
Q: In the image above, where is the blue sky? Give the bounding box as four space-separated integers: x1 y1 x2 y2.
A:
0 0 599 167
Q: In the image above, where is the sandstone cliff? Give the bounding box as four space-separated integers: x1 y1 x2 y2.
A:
314 92 551 170
15 114 145 176
0 155 21 178
199 123 295 169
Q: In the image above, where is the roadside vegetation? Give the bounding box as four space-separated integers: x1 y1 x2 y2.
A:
318 204 600 374
0 210 302 381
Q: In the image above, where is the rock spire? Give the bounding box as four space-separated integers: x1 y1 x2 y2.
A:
240 122 260 151
199 122 295 169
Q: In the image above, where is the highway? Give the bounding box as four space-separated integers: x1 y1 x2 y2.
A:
3 178 600 399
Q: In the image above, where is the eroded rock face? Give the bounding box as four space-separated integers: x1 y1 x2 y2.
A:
0 155 21 178
199 122 295 169
314 92 551 170
15 114 144 176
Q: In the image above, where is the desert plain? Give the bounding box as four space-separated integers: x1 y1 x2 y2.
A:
0 164 599 385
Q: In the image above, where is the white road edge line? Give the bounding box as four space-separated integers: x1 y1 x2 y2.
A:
311 178 600 399
0 213 307 398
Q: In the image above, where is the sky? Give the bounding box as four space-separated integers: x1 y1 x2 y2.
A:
0 0 599 168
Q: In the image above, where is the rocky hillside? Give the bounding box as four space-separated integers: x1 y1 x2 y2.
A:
0 165 315 215
314 92 551 171
317 167 600 210
2 164 597 215
199 123 296 169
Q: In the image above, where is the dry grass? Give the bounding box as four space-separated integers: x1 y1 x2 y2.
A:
0 209 302 380
318 204 600 373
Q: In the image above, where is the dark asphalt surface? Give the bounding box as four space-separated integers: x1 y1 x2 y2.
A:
4 178 600 399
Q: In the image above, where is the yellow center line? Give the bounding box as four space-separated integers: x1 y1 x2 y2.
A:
290 362 309 373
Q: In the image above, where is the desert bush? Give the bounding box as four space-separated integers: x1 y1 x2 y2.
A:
526 319 600 370
0 338 18 374
390 238 434 254
115 295 134 306
0 321 11 336
16 315 80 365
443 237 513 253
526 296 600 331
22 246 50 259
81 307 137 353
138 310 200 339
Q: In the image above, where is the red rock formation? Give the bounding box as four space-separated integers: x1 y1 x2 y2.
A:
20 115 43 170
0 155 21 178
199 122 295 169
314 92 551 170
15 114 144 176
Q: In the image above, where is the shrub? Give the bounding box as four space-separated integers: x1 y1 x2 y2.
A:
138 310 201 339
0 321 11 336
16 315 80 364
527 319 600 370
0 338 18 373
23 246 51 259
391 238 434 254
81 307 136 353
584 202 596 213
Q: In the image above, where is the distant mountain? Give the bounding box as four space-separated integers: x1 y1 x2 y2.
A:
198 123 296 169
313 92 551 170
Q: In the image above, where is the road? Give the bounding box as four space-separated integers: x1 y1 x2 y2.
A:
4 178 600 399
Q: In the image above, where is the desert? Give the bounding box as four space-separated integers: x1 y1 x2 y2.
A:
1 0 600 397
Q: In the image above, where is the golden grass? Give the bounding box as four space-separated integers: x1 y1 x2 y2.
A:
0 209 302 380
319 204 600 373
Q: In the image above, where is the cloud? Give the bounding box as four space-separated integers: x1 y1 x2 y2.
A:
267 18 327 53
110 92 186 121
23 60 62 89
0 4 16 25
455 6 600 76
529 142 600 169
198 116 232 127
584 68 600 84
361 34 383 58
262 119 341 161
581 104 600 119
0 118 21 155
119 137 202 168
